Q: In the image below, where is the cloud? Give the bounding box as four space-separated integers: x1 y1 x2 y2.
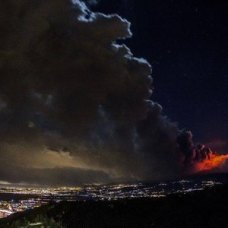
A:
0 0 187 185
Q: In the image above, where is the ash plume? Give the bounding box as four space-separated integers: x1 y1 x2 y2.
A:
177 131 228 173
0 0 216 185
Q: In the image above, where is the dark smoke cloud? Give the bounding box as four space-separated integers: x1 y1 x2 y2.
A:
0 0 191 185
176 131 223 173
177 131 213 163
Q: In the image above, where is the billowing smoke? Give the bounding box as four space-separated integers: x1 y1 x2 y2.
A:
177 131 228 174
177 131 212 164
0 0 218 185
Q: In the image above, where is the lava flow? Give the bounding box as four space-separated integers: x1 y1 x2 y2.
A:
193 153 228 173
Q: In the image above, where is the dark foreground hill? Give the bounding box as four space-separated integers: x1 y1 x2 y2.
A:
1 184 228 227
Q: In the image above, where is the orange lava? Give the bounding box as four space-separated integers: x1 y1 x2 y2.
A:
194 154 228 172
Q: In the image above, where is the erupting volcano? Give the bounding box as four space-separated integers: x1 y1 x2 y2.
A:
193 153 228 173
177 131 228 175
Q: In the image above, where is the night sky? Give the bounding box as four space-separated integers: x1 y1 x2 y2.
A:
0 0 227 186
92 0 228 148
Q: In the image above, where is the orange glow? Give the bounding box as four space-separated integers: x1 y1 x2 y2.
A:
194 154 228 173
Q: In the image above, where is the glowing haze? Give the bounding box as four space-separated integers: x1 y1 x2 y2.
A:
0 0 226 186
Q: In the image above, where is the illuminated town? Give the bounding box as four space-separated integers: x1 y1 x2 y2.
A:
0 179 223 218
